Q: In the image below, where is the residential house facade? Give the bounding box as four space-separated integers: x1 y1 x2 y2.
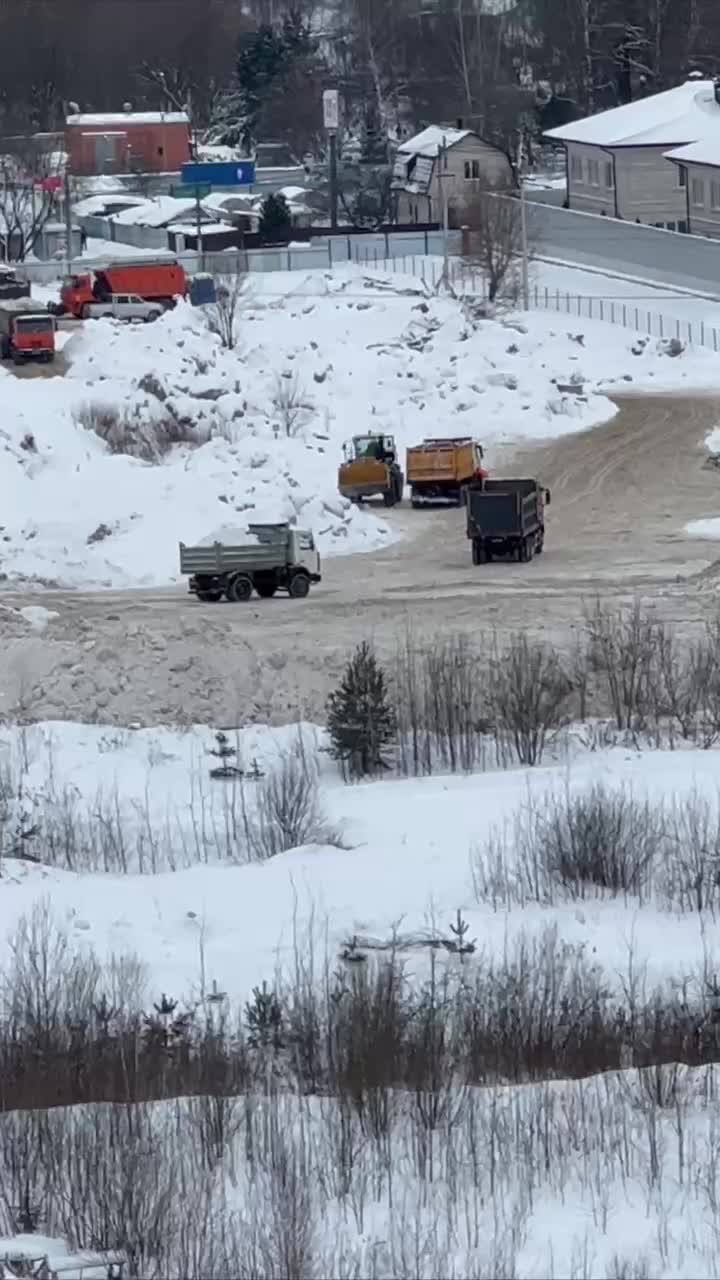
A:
392 126 513 225
545 75 720 232
664 140 720 238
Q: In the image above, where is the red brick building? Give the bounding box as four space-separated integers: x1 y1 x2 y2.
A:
65 109 191 176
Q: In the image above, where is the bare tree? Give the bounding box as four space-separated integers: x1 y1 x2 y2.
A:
461 183 527 303
205 273 248 351
0 141 62 262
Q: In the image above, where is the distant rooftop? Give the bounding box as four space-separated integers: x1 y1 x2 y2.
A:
66 111 189 127
545 77 720 147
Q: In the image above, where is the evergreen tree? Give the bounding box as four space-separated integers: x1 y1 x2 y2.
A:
326 641 396 777
259 192 292 240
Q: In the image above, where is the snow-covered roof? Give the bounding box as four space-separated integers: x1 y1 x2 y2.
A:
73 194 148 217
66 111 189 127
397 126 472 158
665 138 720 168
111 196 200 228
545 78 720 147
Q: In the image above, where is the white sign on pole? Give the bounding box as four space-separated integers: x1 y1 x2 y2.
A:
323 89 340 131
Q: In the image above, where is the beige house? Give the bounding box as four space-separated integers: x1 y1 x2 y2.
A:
664 140 720 238
392 126 513 225
545 74 720 232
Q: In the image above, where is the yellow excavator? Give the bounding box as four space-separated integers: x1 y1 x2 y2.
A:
337 433 404 507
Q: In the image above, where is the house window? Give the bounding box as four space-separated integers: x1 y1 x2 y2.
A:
604 162 613 188
677 165 686 188
570 154 582 181
692 177 705 206
586 158 600 186
464 159 480 179
711 181 720 210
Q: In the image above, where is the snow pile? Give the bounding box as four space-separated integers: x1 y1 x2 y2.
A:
1 264 718 589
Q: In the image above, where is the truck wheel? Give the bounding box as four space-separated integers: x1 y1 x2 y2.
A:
383 487 397 507
535 531 544 555
255 582 277 598
288 573 310 598
471 538 486 566
81 305 92 320
226 574 253 602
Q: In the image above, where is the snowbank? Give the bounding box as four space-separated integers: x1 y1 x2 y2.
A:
2 719 720 1005
1 264 718 589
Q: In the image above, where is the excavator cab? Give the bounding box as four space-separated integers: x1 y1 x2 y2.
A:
338 434 403 507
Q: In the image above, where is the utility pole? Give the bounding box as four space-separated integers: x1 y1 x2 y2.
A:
323 88 340 232
329 132 338 230
63 170 73 275
195 185 204 270
517 133 530 311
439 134 450 290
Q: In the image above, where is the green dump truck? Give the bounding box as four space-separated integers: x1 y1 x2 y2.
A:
179 523 321 602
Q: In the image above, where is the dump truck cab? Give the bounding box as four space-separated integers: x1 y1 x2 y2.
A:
338 433 404 507
0 301 55 363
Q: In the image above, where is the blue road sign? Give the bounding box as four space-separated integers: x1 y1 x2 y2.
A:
180 161 256 187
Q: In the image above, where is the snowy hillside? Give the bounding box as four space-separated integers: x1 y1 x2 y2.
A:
1 265 717 590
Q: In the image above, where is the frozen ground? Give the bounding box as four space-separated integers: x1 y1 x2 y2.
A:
1 264 719 591
2 718 720 1005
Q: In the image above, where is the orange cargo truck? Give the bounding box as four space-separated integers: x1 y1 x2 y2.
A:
406 437 487 507
56 260 187 319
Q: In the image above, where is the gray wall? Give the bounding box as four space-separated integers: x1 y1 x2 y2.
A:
526 199 720 294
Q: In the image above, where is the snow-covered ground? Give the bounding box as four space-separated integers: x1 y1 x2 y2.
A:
2 718 720 1006
2 264 718 590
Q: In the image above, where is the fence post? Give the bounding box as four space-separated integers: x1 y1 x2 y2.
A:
566 292 570 314
635 308 639 330
688 322 693 344
714 328 718 352
701 321 705 347
623 304 627 327
555 289 560 312
287 250 291 270
611 301 615 325
544 286 549 309
659 314 663 338
600 299 604 322
647 311 651 334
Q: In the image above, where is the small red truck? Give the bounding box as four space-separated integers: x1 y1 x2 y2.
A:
0 300 55 364
57 260 187 319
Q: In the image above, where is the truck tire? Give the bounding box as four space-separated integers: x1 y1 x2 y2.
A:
519 536 534 563
82 304 92 320
471 538 486 565
383 487 397 507
196 589 222 602
226 574 253 602
535 530 544 555
288 572 310 598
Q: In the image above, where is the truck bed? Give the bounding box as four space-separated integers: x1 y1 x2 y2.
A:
467 479 541 537
179 542 289 576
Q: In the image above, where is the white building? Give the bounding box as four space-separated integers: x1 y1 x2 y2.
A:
545 74 720 232
392 126 512 225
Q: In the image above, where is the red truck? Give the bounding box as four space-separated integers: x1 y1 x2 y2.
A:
56 260 187 319
0 300 55 364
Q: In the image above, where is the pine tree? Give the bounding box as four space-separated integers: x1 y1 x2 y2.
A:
326 641 396 777
208 731 243 780
259 192 292 240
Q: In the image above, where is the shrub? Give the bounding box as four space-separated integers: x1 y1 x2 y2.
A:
488 632 572 765
527 783 663 898
77 401 198 462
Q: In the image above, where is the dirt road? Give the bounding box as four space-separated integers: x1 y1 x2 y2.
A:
2 393 720 725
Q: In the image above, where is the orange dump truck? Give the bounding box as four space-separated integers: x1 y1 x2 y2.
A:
406 437 487 506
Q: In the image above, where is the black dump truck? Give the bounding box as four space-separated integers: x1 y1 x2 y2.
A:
466 479 550 565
